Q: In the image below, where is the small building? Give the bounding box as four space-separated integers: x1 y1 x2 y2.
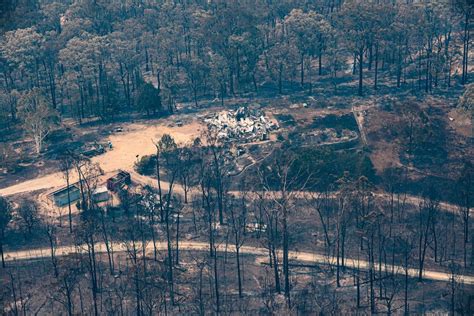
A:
49 184 81 207
107 170 131 192
93 186 109 203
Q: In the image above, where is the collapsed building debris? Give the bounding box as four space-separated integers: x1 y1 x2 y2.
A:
81 143 105 158
204 106 279 142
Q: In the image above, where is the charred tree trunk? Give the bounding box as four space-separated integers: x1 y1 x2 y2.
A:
300 54 304 87
462 11 471 85
358 47 364 96
374 43 379 91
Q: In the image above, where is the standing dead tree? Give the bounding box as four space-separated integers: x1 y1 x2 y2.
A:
197 152 223 314
199 159 217 258
99 207 115 275
59 153 75 233
139 186 160 262
18 88 58 154
333 174 359 288
417 192 439 281
52 259 82 316
75 200 106 316
121 207 151 316
228 186 248 298
17 198 40 238
396 237 415 316
202 129 229 225
456 163 472 268
177 138 201 204
260 196 282 294
0 195 12 268
173 196 183 265
154 134 179 305
72 157 103 212
258 147 310 307
45 222 59 278
305 189 333 256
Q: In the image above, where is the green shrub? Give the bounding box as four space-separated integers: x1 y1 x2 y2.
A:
292 147 377 190
135 155 157 175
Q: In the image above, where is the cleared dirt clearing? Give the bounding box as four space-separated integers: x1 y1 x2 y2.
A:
0 119 203 196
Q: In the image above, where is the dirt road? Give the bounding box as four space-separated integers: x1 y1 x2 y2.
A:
0 173 460 217
0 114 462 216
3 241 473 285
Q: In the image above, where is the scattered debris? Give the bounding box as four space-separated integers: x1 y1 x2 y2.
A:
81 143 105 158
171 213 184 223
246 222 267 233
204 106 279 142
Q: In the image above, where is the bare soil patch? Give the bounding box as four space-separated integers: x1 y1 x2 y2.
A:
447 108 472 138
0 117 204 196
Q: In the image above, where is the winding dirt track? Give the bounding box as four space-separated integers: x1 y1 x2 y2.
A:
3 241 473 285
0 111 462 215
1 118 471 286
0 168 460 216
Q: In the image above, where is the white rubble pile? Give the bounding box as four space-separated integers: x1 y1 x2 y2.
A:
204 107 279 142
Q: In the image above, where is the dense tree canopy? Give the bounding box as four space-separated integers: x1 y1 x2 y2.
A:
0 0 471 134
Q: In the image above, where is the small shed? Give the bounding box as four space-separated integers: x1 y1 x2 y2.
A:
49 184 81 207
93 186 110 203
107 170 131 192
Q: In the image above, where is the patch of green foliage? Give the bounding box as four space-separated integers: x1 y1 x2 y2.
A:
135 154 157 176
136 82 163 116
292 147 376 190
310 113 358 132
